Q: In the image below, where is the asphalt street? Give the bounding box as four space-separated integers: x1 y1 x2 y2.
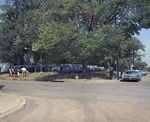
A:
0 73 150 122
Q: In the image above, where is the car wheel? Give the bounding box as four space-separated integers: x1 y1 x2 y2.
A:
53 69 57 72
137 79 139 82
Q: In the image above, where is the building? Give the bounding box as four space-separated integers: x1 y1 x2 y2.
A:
0 59 14 72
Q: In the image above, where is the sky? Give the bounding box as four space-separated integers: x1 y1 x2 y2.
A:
0 0 4 6
134 29 150 67
0 0 149 67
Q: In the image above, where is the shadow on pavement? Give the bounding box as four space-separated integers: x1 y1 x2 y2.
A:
0 85 5 89
120 79 139 82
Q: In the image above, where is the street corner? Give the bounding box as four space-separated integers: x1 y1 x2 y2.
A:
0 92 26 119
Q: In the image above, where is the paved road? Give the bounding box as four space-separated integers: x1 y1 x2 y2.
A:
0 73 150 122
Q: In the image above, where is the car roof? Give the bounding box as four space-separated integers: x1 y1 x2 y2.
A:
125 70 139 73
126 70 137 72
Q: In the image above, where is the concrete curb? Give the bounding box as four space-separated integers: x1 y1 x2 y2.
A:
53 78 120 83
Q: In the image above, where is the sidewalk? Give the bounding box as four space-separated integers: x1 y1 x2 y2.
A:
0 92 26 119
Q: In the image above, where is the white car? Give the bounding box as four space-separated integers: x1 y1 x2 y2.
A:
140 70 148 76
122 70 142 82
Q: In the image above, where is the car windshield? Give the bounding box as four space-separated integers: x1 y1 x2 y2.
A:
126 71 138 74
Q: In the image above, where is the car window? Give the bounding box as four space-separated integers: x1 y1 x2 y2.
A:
126 71 138 74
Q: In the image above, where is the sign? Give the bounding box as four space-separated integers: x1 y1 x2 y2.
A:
32 44 38 52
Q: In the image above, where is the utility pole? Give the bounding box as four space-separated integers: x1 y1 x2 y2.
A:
115 16 119 80
40 51 42 72
116 51 119 80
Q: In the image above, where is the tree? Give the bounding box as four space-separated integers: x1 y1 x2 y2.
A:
118 37 146 70
127 37 145 66
0 0 47 64
148 66 150 71
36 0 131 70
134 51 147 70
0 0 149 70
35 0 150 72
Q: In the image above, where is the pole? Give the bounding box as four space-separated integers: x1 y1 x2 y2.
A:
40 51 42 72
117 51 119 80
115 16 119 80
105 58 107 79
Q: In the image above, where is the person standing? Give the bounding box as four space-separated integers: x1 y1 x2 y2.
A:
14 67 18 77
60 63 63 72
108 66 114 80
18 69 20 77
120 68 123 78
21 66 26 77
9 67 12 77
54 63 56 67
11 67 14 77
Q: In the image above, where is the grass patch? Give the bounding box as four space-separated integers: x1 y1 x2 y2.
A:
0 70 120 81
35 70 113 81
0 73 10 79
35 72 58 81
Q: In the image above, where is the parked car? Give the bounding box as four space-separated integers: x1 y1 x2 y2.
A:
87 65 95 72
140 70 148 76
71 64 82 73
122 70 142 82
87 65 101 72
47 64 54 71
51 66 60 72
51 64 83 73
61 64 73 73
58 64 82 73
136 70 143 78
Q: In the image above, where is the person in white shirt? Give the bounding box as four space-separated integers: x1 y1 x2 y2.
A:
21 66 26 77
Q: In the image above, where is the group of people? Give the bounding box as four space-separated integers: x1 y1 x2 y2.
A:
108 66 124 80
9 66 27 77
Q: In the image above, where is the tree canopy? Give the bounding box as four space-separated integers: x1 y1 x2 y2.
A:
0 0 149 70
0 0 46 64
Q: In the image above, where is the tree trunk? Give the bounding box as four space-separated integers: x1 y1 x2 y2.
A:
20 49 25 65
82 59 87 73
40 51 42 72
133 50 134 66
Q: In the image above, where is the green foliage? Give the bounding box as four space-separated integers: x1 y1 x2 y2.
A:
0 0 47 63
119 58 131 70
148 67 150 71
0 0 149 68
